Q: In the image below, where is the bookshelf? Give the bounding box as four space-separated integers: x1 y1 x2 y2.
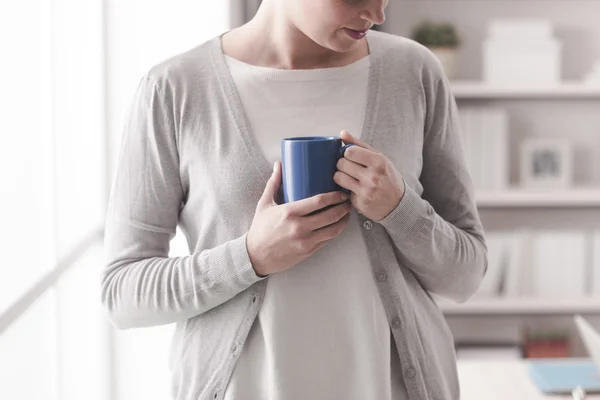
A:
476 188 600 208
386 0 600 357
438 298 600 316
451 80 600 100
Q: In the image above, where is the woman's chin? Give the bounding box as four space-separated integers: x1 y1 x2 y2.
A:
327 35 364 53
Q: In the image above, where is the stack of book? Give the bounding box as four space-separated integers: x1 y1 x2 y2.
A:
524 330 570 359
527 315 600 394
459 107 509 192
483 19 562 85
472 229 600 299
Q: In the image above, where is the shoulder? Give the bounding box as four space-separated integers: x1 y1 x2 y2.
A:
140 36 220 98
369 31 445 84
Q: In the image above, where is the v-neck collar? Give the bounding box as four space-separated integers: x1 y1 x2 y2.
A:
209 32 383 184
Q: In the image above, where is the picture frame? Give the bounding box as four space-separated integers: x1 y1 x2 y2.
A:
520 138 573 189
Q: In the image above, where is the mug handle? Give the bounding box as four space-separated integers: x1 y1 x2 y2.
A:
338 144 355 195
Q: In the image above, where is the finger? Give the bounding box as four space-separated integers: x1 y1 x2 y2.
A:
258 161 282 207
340 129 379 153
337 157 368 182
286 191 348 216
304 201 351 230
342 144 378 168
334 171 360 194
311 212 351 244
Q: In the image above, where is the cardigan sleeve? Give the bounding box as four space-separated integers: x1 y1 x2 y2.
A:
378 53 487 303
101 75 266 330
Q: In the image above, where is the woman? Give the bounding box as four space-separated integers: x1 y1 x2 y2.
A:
102 1 488 399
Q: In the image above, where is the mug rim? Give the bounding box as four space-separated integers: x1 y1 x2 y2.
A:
282 136 339 142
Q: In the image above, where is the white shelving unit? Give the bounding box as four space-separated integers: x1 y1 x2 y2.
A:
387 0 600 357
446 66 600 339
438 298 600 316
451 80 600 99
476 188 600 208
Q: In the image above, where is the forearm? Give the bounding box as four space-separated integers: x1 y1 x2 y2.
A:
101 224 265 329
378 183 487 302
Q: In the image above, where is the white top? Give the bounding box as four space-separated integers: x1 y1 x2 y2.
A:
223 54 408 400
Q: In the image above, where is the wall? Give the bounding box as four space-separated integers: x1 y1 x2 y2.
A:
387 0 600 81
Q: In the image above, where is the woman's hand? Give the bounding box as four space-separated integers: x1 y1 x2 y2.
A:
334 130 405 222
246 161 352 277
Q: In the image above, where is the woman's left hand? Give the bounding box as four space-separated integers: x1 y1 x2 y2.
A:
334 130 406 222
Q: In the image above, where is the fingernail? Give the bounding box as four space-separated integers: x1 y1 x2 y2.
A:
341 192 349 200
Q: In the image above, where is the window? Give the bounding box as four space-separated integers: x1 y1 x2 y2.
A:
1 1 229 399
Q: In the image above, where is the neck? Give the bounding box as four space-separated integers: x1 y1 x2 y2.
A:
222 2 368 70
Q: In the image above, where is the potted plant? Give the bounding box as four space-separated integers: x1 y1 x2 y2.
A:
411 21 460 79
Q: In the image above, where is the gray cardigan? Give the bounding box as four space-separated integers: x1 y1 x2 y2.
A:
102 30 487 400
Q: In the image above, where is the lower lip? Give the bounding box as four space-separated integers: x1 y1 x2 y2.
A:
345 28 367 40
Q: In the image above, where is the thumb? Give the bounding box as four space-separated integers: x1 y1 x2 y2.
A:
258 161 282 207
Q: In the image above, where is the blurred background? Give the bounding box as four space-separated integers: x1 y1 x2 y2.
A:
2 1 600 399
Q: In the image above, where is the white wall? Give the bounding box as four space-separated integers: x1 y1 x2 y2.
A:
387 0 600 81
104 2 229 399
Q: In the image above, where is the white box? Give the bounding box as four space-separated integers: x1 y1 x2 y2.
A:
489 19 553 41
483 39 562 84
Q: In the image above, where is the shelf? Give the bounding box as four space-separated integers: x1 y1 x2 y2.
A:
451 80 600 99
475 188 600 208
438 297 600 316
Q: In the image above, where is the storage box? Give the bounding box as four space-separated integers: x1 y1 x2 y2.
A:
483 38 562 85
489 19 553 41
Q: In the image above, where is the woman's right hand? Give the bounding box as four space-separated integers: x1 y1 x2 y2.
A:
246 160 352 277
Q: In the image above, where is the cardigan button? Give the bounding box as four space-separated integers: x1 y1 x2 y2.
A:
405 366 416 379
391 317 401 329
363 220 373 230
376 271 387 282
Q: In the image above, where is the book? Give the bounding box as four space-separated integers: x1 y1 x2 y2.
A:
458 107 509 192
528 359 600 394
487 108 509 191
591 230 600 296
528 316 600 393
502 229 534 297
531 231 587 297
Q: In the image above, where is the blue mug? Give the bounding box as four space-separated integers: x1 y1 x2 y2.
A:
281 136 354 204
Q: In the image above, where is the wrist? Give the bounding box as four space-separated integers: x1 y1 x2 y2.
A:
246 233 269 277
